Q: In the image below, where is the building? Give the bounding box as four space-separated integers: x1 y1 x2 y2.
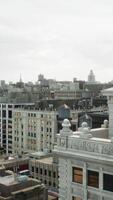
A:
29 152 58 192
12 104 81 156
1 101 105 156
87 69 96 84
0 103 34 155
0 155 29 173
0 80 6 88
12 108 58 155
58 104 78 132
0 146 4 157
78 111 108 129
53 87 113 200
0 166 47 200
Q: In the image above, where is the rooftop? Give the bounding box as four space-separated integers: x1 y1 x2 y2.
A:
0 178 43 197
0 166 46 199
102 87 113 95
0 156 28 164
29 151 48 157
32 157 53 165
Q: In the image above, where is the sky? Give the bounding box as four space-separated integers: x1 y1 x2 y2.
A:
0 0 113 83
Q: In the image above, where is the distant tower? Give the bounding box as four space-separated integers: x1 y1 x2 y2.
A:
16 74 24 88
87 69 96 83
38 74 44 82
19 73 22 83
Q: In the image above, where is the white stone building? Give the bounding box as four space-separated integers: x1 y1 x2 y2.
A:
53 87 113 200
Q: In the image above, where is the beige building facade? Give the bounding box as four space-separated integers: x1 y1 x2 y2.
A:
29 152 58 192
12 109 58 155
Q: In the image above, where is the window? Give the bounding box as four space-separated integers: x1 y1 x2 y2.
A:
40 168 42 175
72 167 83 184
53 182 56 187
8 105 12 108
103 173 113 192
49 170 51 177
53 171 56 178
72 197 82 200
2 110 6 118
36 167 38 173
87 170 99 188
49 181 51 186
8 110 12 118
31 133 33 137
3 119 6 124
8 125 12 128
32 166 34 172
44 169 47 176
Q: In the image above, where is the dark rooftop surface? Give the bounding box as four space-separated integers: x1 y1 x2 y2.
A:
0 178 41 197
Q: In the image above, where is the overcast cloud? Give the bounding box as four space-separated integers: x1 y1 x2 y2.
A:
0 0 113 83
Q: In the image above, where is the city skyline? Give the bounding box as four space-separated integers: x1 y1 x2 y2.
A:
0 0 113 83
